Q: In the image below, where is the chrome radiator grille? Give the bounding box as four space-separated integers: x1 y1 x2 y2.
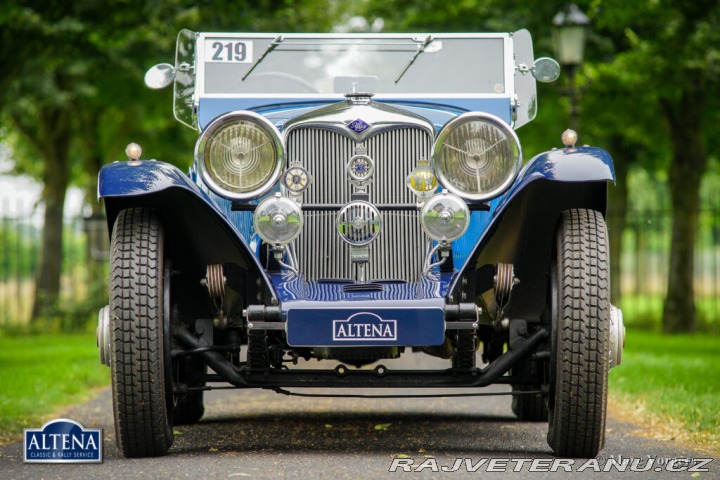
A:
287 127 431 282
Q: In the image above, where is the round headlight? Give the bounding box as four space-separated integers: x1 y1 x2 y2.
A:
432 113 521 201
253 194 303 246
196 111 284 199
420 192 470 242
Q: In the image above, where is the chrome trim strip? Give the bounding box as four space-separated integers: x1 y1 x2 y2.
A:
282 97 435 143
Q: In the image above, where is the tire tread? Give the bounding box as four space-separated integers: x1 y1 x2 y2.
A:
548 209 609 458
110 208 173 457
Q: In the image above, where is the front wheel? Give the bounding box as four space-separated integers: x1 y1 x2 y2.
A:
547 209 610 458
110 208 174 457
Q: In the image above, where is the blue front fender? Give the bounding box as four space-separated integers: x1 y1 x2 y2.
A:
98 161 276 301
510 145 615 194
450 146 615 320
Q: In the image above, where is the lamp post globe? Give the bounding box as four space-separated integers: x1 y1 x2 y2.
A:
553 4 590 131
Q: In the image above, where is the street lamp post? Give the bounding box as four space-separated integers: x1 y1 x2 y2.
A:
553 4 590 131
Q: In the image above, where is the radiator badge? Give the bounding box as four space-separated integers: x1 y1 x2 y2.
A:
348 118 370 133
333 312 397 341
281 164 311 194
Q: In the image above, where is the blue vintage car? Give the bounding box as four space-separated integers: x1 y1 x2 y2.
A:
96 29 624 458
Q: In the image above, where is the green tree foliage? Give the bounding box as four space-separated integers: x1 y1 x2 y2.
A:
589 0 720 332
1 4 93 319
359 0 720 331
0 1 340 324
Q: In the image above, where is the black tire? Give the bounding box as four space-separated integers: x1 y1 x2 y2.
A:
547 209 610 458
511 359 548 421
110 208 174 457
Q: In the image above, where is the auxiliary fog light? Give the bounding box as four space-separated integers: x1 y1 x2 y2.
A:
406 159 438 200
420 192 470 242
336 201 382 246
253 193 303 246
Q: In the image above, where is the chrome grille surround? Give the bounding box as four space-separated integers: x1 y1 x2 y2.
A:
283 98 435 282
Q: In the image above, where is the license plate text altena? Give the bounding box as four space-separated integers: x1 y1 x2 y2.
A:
286 307 445 347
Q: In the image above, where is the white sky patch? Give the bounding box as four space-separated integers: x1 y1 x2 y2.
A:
0 168 86 224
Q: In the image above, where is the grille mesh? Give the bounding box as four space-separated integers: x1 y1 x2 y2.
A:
287 127 431 281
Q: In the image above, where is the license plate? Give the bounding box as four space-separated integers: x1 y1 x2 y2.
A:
286 307 445 347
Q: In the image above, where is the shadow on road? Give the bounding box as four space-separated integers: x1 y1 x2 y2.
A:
173 408 551 457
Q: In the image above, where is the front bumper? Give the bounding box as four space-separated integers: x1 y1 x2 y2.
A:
245 299 479 348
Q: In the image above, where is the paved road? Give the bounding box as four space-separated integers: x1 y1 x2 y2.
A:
1 356 717 479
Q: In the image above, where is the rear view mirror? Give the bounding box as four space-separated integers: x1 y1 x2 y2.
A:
532 57 561 83
144 63 175 89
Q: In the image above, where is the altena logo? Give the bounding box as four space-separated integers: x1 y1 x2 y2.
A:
24 418 102 463
333 312 397 341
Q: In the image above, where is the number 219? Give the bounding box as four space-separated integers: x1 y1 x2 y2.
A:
212 41 246 62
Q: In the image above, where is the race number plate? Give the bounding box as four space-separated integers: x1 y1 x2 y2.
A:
204 38 253 63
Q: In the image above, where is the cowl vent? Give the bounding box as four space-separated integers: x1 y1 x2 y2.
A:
343 283 384 293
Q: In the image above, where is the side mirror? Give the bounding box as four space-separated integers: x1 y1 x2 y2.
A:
144 63 175 89
532 57 561 83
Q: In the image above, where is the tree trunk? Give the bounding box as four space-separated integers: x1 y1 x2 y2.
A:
606 135 630 304
32 174 68 319
661 86 707 333
25 106 72 321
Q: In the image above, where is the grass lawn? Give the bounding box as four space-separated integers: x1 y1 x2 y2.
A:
609 328 720 454
0 333 109 445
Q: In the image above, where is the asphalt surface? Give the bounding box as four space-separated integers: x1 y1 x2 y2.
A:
1 355 717 479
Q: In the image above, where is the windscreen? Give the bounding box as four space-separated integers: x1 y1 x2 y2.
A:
200 35 507 96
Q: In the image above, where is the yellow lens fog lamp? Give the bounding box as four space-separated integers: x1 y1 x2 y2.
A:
406 159 438 200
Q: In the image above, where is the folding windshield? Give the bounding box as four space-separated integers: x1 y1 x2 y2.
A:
196 34 511 97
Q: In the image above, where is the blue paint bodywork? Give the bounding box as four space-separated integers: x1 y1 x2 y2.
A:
268 272 452 304
447 146 615 299
198 97 513 131
98 160 275 296
99 96 615 325
99 160 201 198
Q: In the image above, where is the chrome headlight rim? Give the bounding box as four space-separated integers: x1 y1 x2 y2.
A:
195 110 285 200
420 192 471 243
432 112 522 202
336 201 383 246
253 194 304 246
